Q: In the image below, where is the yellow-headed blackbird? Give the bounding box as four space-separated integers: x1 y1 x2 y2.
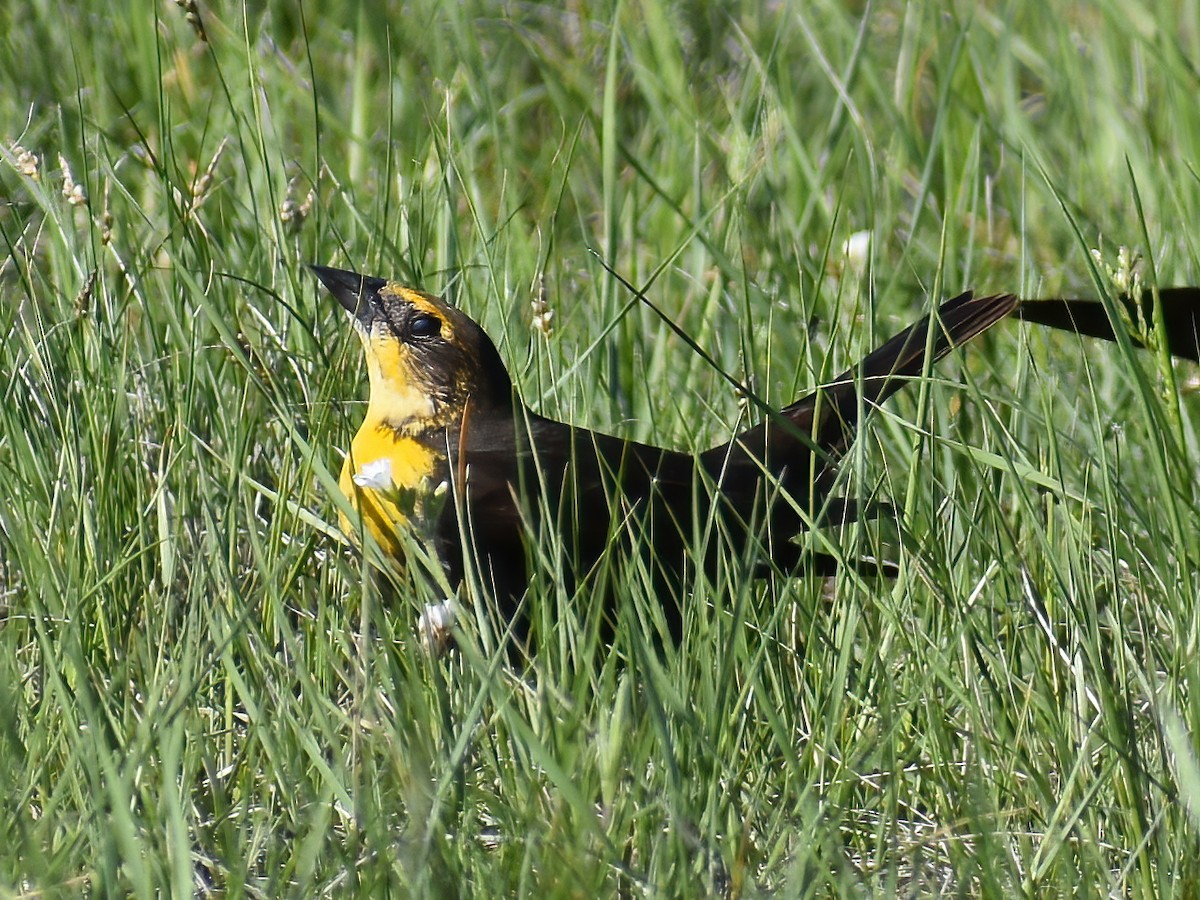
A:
312 265 1200 645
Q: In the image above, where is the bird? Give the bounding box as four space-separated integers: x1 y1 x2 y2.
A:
311 265 1200 651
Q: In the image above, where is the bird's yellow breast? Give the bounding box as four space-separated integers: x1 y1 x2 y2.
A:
339 414 445 563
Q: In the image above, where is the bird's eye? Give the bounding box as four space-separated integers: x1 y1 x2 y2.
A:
409 314 442 339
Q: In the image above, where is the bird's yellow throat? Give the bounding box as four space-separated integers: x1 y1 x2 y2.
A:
339 330 448 560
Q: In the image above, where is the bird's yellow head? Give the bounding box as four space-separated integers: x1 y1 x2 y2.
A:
312 265 514 434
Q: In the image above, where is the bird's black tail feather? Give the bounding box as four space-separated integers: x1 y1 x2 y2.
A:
1018 287 1200 362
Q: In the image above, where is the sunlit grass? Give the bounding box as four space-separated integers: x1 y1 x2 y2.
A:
3 0 1200 895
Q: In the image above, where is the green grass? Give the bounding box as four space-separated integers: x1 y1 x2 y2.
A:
4 0 1200 894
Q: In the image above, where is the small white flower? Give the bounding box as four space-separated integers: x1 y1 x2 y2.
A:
843 230 871 274
419 599 456 631
352 458 394 490
418 599 457 654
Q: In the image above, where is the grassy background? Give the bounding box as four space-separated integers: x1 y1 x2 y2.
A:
3 0 1200 894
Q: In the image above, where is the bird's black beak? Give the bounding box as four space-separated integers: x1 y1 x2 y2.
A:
309 265 388 322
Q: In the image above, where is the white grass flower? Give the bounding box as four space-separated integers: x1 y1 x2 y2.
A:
1116 245 1136 293
532 308 555 335
173 0 208 42
59 154 86 206
1091 245 1140 295
194 139 226 198
531 278 554 336
13 145 39 180
843 230 871 274
419 599 456 632
418 599 457 654
352 458 394 490
279 177 315 231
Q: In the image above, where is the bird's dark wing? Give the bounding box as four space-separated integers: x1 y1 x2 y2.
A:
456 409 695 508
1018 287 1200 362
442 406 698 581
